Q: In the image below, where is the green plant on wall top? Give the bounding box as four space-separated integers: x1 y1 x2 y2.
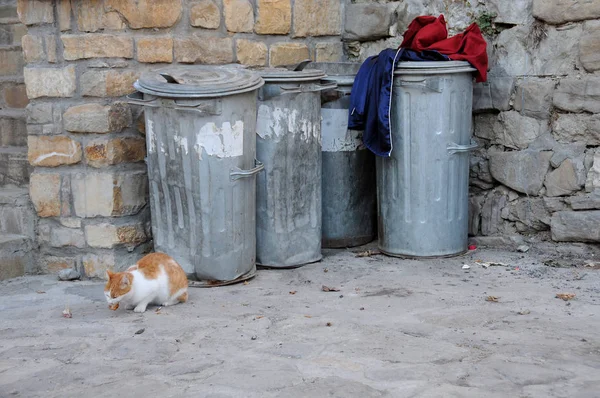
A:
475 11 499 36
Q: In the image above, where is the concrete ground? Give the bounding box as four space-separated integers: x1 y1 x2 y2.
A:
1 244 599 398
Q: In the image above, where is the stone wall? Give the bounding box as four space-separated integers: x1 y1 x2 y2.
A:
0 0 28 188
0 0 37 281
17 0 600 278
468 0 600 247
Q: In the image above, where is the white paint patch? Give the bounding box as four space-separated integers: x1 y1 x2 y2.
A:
321 109 363 152
173 135 189 155
34 140 79 164
194 121 244 159
256 105 319 143
147 119 156 154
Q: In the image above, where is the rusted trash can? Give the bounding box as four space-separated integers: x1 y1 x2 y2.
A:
254 66 332 267
378 61 477 258
312 62 377 248
130 65 264 285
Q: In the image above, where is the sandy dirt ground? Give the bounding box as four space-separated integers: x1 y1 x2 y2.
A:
1 244 599 398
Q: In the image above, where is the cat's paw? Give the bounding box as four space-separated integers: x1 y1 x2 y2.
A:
133 305 147 313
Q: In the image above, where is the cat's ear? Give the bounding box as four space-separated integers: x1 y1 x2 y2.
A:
120 275 131 288
106 270 113 279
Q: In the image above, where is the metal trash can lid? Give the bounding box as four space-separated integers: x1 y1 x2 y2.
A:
394 61 476 75
134 65 264 98
253 67 326 83
309 62 361 77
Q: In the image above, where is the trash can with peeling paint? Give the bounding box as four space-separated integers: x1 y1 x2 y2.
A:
254 66 331 268
378 61 477 258
129 65 264 285
312 62 377 248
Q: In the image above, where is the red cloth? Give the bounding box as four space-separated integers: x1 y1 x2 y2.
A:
400 15 488 82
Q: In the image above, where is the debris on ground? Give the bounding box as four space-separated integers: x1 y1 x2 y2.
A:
62 304 72 318
135 328 145 335
289 291 297 295
304 315 312 318
360 307 365 311
517 310 531 315
544 259 575 268
243 281 249 285
572 271 586 281
478 261 509 269
468 245 477 251
254 315 264 320
462 264 471 270
36 290 45 294
326 322 332 327
556 293 576 301
583 261 600 269
355 250 382 258
322 285 340 292
485 296 500 302
517 245 530 253
155 307 162 314
58 268 81 281
323 268 329 273
251 335 257 340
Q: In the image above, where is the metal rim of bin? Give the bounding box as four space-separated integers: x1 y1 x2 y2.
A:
254 67 326 82
395 61 476 75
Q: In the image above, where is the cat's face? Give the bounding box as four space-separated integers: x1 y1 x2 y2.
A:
104 271 133 305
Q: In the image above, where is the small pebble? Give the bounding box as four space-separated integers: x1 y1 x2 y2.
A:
517 245 530 253
58 268 81 281
251 335 257 340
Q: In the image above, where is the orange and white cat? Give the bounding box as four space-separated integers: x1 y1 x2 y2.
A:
104 252 188 313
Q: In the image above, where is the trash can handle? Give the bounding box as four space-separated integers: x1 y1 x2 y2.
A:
159 73 181 84
126 92 160 107
447 140 479 155
400 78 442 93
334 87 352 95
276 59 312 71
230 159 265 181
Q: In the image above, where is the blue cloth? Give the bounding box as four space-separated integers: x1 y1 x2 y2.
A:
348 49 449 157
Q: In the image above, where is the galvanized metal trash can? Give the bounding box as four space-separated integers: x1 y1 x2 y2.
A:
254 66 330 267
312 62 377 248
377 61 477 258
130 65 264 285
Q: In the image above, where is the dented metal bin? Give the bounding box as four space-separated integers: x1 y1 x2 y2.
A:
254 67 329 268
131 65 264 285
312 62 377 248
378 61 477 258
